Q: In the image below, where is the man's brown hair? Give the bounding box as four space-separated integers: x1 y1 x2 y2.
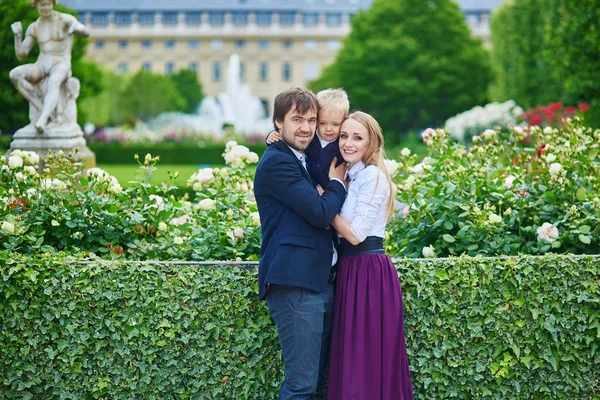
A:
272 87 318 132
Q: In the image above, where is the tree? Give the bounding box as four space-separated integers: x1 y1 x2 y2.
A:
490 0 600 126
309 0 492 140
169 69 204 114
0 0 103 131
121 70 185 122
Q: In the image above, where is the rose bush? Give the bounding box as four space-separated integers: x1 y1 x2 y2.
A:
387 117 600 258
0 143 261 261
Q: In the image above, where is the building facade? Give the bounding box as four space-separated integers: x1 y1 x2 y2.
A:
61 0 503 113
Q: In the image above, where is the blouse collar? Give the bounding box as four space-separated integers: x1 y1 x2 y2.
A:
345 161 366 182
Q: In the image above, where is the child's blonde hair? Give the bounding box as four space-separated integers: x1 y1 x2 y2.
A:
316 88 350 117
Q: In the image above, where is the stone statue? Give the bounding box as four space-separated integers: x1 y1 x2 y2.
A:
10 0 88 133
8 0 96 170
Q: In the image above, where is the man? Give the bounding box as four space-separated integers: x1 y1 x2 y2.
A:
254 87 347 399
10 0 89 133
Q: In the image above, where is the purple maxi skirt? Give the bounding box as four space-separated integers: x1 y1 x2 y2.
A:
327 253 414 400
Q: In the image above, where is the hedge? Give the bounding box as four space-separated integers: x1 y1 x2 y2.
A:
1 252 599 399
88 142 267 165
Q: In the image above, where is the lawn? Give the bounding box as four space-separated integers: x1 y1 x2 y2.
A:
99 164 201 187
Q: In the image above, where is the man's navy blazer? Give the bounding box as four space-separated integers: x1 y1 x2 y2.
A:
254 140 346 299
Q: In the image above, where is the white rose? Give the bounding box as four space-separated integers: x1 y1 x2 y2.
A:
545 154 556 163
548 163 563 176
52 178 67 190
15 172 25 182
247 152 260 164
174 236 184 245
144 153 152 163
422 245 435 258
225 140 238 151
488 213 502 224
196 168 214 183
234 227 244 238
384 159 399 177
170 214 189 226
411 163 424 176
251 212 260 225
400 148 411 157
149 195 164 211
24 151 39 165
198 198 216 210
8 155 23 169
503 175 516 189
537 222 559 242
23 166 37 176
158 222 168 231
482 129 496 141
543 126 553 134
1 221 15 234
51 220 60 227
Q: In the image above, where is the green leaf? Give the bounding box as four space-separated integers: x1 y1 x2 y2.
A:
576 187 587 201
578 235 591 244
442 234 456 243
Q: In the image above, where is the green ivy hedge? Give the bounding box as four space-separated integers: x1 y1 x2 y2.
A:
88 142 266 165
1 252 599 399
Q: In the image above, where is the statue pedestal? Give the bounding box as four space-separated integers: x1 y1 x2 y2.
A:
10 123 96 170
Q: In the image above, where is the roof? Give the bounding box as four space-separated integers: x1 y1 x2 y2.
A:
58 0 505 13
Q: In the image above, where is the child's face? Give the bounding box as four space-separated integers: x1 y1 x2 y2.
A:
317 109 345 142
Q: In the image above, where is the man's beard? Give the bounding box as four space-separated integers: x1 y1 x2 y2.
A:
282 127 312 151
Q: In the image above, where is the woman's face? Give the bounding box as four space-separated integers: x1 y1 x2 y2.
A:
339 118 370 167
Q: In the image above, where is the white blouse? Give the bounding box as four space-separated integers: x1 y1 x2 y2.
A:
340 161 391 242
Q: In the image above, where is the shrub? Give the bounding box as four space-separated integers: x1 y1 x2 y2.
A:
387 118 600 258
0 252 598 399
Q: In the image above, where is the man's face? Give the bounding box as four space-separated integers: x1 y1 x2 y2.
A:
275 106 317 151
36 0 54 17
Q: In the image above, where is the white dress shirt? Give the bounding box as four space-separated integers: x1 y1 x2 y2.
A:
340 161 390 242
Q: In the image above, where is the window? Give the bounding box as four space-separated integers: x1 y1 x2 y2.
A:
304 40 317 50
166 63 175 75
326 13 342 26
259 62 268 82
94 40 105 49
189 62 198 72
282 62 292 82
303 13 319 26
240 61 246 82
209 12 225 26
185 11 202 25
279 12 295 25
141 40 152 49
235 40 246 49
213 61 221 81
258 39 269 49
260 99 269 115
304 60 317 80
142 62 151 71
232 12 248 25
282 40 293 49
188 40 199 49
118 40 128 49
211 40 223 50
327 39 341 50
90 12 108 26
162 12 178 25
138 12 155 26
256 12 272 26
165 40 176 49
116 63 128 74
465 13 480 24
114 12 132 26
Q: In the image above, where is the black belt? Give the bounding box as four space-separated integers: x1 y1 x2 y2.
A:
339 236 384 256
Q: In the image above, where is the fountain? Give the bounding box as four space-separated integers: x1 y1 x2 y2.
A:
148 54 272 137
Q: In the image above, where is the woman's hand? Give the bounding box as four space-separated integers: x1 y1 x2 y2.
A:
316 184 324 196
329 157 347 182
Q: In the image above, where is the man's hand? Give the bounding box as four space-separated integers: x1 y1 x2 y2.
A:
266 131 282 144
329 157 347 183
11 22 23 37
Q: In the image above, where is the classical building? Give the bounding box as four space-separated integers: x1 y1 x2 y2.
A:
61 0 503 113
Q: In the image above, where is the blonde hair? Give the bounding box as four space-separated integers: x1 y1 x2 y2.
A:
316 88 350 117
346 111 396 219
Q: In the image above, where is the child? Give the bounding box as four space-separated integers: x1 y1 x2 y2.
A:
266 88 349 188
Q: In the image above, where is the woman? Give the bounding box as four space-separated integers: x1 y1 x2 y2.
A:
327 111 414 399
